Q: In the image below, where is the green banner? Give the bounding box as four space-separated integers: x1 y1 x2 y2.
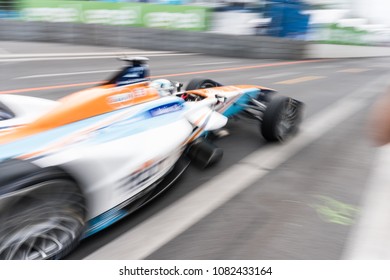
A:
20 0 210 31
318 24 369 45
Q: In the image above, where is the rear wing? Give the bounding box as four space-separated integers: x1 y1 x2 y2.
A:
118 56 149 66
105 57 150 86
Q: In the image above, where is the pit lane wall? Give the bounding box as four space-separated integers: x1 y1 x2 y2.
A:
0 20 305 60
306 43 390 59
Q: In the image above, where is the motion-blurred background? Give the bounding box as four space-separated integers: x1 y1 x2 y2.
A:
1 0 390 45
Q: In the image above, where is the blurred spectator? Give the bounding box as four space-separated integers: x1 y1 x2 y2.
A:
369 87 390 146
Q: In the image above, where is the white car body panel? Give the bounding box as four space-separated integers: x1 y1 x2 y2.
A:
34 117 192 219
0 94 227 222
0 94 58 129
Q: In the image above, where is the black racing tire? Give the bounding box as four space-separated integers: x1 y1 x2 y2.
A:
185 78 222 91
261 95 303 142
256 89 276 103
0 174 86 260
187 140 223 169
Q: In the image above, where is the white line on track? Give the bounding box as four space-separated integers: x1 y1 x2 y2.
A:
0 51 179 58
252 72 300 80
84 73 389 260
190 61 235 66
15 70 118 79
0 52 199 62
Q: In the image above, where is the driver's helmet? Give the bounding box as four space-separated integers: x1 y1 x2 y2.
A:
150 79 176 97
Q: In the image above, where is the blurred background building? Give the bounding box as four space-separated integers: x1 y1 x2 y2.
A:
0 0 389 45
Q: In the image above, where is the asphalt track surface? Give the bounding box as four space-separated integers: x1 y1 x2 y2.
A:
1 41 390 260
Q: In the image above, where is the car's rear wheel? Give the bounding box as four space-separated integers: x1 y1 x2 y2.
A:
0 178 86 260
185 78 222 90
261 95 303 142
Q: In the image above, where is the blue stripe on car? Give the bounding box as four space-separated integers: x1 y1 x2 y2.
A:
223 88 260 117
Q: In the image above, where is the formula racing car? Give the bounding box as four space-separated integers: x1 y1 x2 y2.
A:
151 71 303 142
0 57 303 260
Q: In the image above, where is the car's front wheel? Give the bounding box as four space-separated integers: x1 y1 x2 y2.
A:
260 95 303 142
0 177 86 260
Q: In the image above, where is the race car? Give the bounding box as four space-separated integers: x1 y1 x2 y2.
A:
0 58 227 260
151 77 303 143
0 57 303 260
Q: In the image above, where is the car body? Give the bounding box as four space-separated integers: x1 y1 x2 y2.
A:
173 77 303 143
0 58 227 260
0 57 303 260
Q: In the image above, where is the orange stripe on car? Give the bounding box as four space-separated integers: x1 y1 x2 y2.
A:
0 83 160 145
186 128 204 145
194 111 208 127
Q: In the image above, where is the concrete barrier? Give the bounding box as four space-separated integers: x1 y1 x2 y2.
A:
306 43 390 59
0 20 306 60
